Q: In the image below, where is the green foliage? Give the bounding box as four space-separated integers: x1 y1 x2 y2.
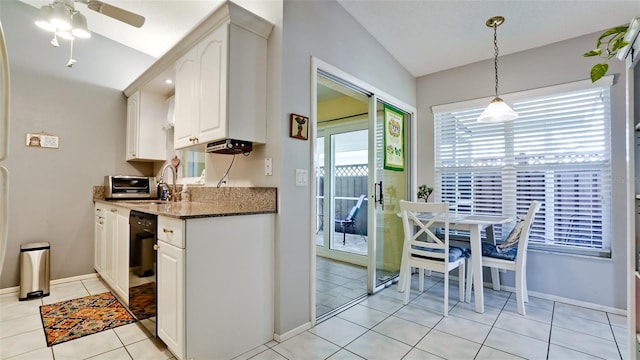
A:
417 184 433 202
583 25 629 82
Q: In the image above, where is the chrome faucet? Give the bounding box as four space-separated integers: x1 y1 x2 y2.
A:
159 163 177 202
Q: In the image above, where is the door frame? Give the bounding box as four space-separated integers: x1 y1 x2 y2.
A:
310 57 417 324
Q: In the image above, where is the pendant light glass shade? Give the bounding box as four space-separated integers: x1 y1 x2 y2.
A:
35 5 56 32
477 97 518 123
50 2 72 31
478 16 518 123
71 13 91 39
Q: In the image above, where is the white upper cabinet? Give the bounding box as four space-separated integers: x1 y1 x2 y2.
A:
173 6 271 150
123 2 272 151
174 48 198 149
126 90 168 161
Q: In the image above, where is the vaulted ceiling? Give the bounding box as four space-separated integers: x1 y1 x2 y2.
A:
19 0 640 77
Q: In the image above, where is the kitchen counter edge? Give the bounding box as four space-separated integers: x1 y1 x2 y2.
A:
94 199 277 220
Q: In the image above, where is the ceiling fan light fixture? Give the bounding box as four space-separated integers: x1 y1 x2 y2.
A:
477 97 518 123
50 2 72 31
477 15 518 123
56 30 74 40
71 12 91 39
35 5 56 32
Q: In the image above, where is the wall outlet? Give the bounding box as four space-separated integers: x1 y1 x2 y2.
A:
265 157 273 176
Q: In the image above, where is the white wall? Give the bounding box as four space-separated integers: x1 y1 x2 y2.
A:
417 32 628 310
275 0 416 335
0 0 154 287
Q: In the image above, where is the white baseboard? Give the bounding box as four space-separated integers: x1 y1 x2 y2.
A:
493 283 626 316
273 322 312 343
0 273 99 295
413 272 626 316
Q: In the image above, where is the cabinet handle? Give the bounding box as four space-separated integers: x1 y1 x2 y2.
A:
153 244 159 250
163 228 174 234
98 220 103 225
110 209 117 213
96 208 102 212
194 137 199 143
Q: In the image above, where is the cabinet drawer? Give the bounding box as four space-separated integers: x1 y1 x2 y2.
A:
158 216 185 248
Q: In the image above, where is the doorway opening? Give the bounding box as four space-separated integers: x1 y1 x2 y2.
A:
313 64 414 322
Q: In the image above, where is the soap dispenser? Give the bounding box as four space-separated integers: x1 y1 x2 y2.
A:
180 184 190 202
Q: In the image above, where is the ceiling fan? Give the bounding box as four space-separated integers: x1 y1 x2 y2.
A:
34 0 145 66
78 0 145 28
38 0 145 29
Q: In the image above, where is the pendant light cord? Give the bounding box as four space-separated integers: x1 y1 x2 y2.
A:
493 23 499 98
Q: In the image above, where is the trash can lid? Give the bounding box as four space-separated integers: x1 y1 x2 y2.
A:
20 242 50 251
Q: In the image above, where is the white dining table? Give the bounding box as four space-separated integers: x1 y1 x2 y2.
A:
398 213 513 313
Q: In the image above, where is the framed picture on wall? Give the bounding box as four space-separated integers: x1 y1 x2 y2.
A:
383 104 404 171
290 113 309 140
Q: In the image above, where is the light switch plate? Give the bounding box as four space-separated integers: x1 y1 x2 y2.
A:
295 169 308 186
265 158 273 176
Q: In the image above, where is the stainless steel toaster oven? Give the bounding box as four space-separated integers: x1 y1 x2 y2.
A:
104 175 157 199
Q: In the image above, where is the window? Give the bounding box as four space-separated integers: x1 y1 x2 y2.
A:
177 148 205 183
433 77 612 256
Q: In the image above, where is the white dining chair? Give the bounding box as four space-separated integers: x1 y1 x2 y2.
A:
466 200 541 316
399 200 467 316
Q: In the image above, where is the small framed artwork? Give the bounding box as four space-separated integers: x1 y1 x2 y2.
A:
290 113 309 140
25 132 59 149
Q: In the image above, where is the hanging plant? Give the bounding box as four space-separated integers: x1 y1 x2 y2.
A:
583 25 629 82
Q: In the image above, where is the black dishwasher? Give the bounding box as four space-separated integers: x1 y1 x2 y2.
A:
129 210 157 335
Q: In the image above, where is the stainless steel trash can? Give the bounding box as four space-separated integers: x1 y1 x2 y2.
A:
19 242 50 301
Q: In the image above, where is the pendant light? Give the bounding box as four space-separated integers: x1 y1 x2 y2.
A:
477 16 518 123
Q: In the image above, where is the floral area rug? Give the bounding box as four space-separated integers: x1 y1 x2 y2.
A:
40 292 136 346
128 282 156 321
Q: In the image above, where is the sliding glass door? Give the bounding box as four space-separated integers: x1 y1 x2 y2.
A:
314 68 412 319
370 100 409 290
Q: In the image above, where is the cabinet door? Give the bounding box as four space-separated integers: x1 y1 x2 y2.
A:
157 240 185 360
104 208 117 286
174 48 198 150
94 205 106 274
197 24 228 144
126 91 140 160
113 209 130 303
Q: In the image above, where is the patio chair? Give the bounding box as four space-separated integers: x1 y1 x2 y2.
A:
335 194 366 245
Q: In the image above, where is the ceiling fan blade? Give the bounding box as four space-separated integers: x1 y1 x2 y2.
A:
85 0 145 28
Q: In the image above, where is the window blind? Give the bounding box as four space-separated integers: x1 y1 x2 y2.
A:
434 83 612 255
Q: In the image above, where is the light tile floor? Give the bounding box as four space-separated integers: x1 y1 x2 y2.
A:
0 278 173 360
316 256 368 318
239 273 629 360
0 274 629 360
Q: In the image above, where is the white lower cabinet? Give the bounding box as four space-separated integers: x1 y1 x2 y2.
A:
157 216 186 360
93 204 106 275
156 214 274 360
94 203 129 304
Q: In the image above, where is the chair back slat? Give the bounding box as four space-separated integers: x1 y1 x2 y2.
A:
399 200 450 261
516 200 541 269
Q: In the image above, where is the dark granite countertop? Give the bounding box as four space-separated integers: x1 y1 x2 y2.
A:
95 199 276 219
93 187 277 219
